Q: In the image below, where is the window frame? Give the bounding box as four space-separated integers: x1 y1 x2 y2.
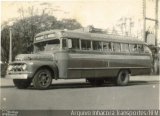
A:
92 40 103 51
137 44 144 53
112 42 121 52
129 44 139 53
121 43 130 53
102 41 113 52
81 39 92 50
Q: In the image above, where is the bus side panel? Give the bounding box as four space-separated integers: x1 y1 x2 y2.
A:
81 69 119 78
127 54 152 75
67 53 82 78
55 50 69 79
110 54 152 75
67 52 152 79
68 53 110 78
130 68 151 75
68 53 119 78
68 69 82 78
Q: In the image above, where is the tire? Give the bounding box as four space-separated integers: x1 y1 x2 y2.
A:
87 78 104 86
13 79 31 89
33 68 52 89
116 70 130 86
153 60 159 75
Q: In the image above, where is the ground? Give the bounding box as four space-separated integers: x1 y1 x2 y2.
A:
0 75 159 110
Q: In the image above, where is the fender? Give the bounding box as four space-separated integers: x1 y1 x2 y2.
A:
26 60 59 79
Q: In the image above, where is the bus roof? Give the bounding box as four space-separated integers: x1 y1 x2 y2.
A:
35 30 62 37
35 29 146 44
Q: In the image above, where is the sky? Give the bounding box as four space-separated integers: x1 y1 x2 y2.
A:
1 0 160 43
1 0 144 27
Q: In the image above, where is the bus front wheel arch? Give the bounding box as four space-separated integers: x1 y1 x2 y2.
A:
33 66 56 79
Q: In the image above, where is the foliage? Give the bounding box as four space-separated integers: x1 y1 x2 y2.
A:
1 14 82 63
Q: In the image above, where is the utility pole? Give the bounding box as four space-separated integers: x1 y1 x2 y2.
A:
143 0 146 42
143 0 159 46
9 27 12 63
155 0 159 46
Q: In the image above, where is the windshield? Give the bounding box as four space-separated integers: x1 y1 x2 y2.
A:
34 39 60 53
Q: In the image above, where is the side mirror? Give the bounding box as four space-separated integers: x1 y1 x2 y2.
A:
68 39 72 49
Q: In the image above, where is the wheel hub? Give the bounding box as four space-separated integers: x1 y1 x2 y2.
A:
39 72 50 86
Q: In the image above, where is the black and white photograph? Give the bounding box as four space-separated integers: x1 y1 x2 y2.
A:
0 0 160 116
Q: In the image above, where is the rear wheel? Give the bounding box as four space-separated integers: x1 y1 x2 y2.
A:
13 79 31 89
116 70 130 86
153 60 159 75
33 68 52 89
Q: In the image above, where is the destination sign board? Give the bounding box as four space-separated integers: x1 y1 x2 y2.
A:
35 33 56 41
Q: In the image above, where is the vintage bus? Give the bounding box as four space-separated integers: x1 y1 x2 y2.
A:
6 28 153 89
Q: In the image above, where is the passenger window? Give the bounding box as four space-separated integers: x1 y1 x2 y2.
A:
113 43 121 52
137 44 144 53
93 41 102 51
130 44 138 53
103 42 112 51
71 38 80 50
121 43 129 52
81 40 91 50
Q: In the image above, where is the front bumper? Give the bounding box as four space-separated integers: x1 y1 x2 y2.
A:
5 74 28 79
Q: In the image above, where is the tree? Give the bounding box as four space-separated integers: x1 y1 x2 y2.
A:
1 14 82 63
117 17 135 36
1 26 10 63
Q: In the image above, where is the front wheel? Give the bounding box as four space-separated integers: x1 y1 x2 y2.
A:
116 70 130 86
32 68 52 89
13 79 31 89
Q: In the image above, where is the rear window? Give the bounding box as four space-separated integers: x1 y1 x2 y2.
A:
144 46 151 54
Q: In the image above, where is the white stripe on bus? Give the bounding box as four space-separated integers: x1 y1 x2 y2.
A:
69 54 151 60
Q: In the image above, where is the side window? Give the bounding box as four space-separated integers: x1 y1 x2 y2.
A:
71 38 80 50
81 40 91 50
121 43 129 52
137 44 144 53
93 41 102 51
113 43 121 52
103 42 112 51
130 44 138 53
